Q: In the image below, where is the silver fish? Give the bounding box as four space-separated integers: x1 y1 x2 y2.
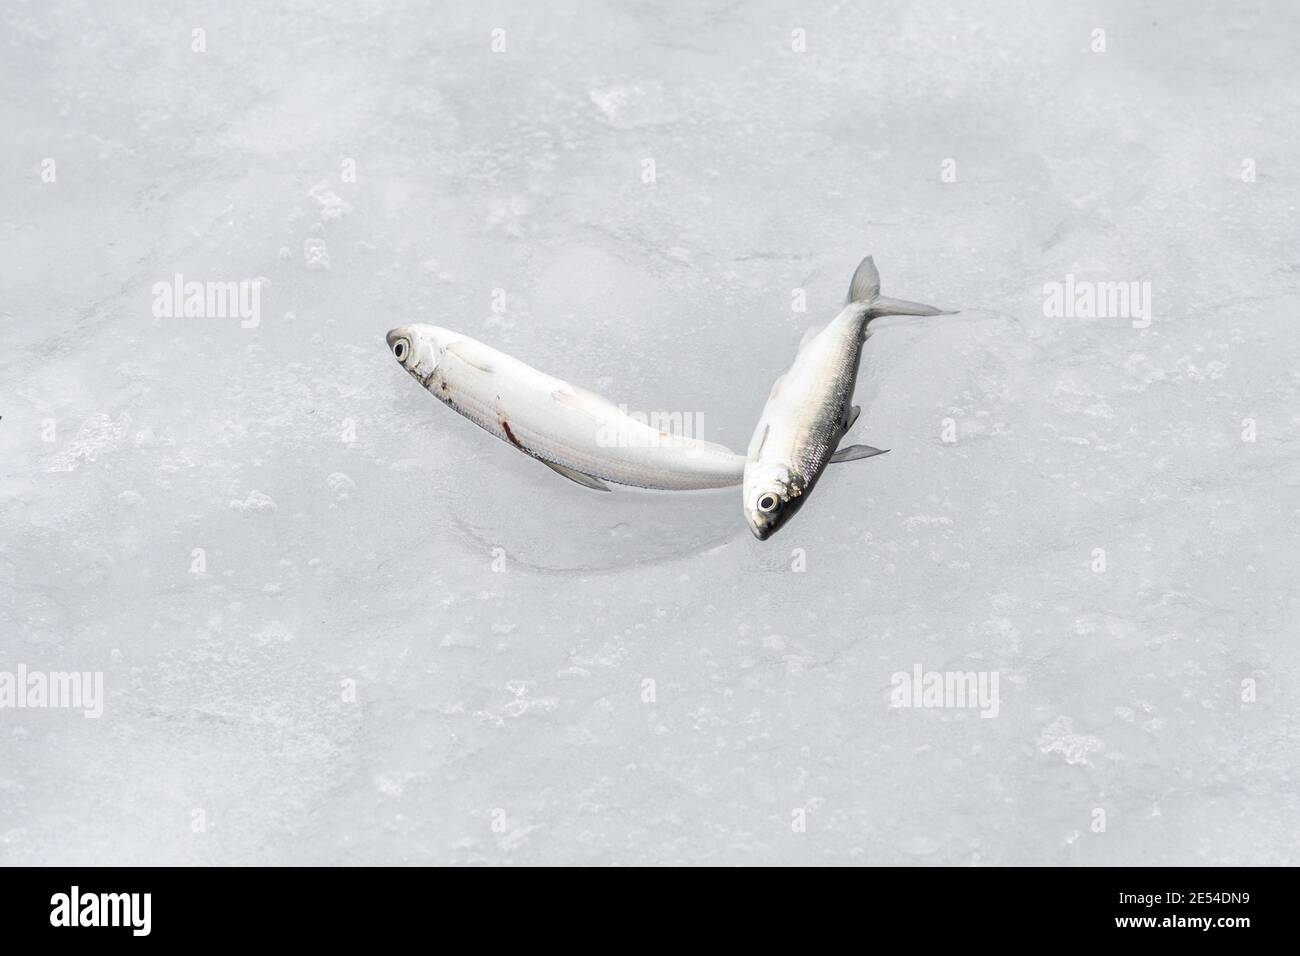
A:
743 256 955 539
387 324 747 491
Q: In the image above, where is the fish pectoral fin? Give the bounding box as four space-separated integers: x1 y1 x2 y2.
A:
446 341 497 373
541 460 612 492
830 444 889 463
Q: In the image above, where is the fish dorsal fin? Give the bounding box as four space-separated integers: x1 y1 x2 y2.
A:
846 404 862 431
551 383 619 417
829 444 888 463
445 340 497 373
541 459 611 492
550 385 579 406
846 256 880 304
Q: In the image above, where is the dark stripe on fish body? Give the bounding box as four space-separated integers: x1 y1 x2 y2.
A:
501 419 526 451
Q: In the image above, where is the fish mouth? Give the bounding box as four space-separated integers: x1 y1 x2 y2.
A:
748 518 773 541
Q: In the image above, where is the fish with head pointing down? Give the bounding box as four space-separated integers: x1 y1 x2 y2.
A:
743 255 956 540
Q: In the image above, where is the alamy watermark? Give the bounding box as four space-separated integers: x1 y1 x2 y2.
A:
0 665 103 718
50 886 150 936
152 273 261 328
595 406 707 448
1043 274 1151 328
889 663 1000 718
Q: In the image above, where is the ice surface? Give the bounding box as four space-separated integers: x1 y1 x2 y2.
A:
2 0 1298 865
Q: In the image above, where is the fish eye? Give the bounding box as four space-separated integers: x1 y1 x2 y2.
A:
393 339 409 362
757 493 781 514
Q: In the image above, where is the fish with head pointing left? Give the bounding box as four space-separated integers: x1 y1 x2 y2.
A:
743 255 956 540
387 324 749 491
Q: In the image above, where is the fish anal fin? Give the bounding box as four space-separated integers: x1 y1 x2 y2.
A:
542 459 611 492
830 444 889 463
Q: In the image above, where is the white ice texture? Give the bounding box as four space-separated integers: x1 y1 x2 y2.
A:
1 0 1297 865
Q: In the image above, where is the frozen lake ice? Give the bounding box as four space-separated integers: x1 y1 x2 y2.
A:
1 0 1298 864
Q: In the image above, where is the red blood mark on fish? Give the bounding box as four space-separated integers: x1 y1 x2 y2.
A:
501 419 525 451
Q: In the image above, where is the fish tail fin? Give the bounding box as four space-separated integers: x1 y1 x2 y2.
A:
867 296 957 318
844 254 957 318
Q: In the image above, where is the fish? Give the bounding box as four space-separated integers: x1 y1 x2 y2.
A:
386 324 747 491
742 255 955 539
